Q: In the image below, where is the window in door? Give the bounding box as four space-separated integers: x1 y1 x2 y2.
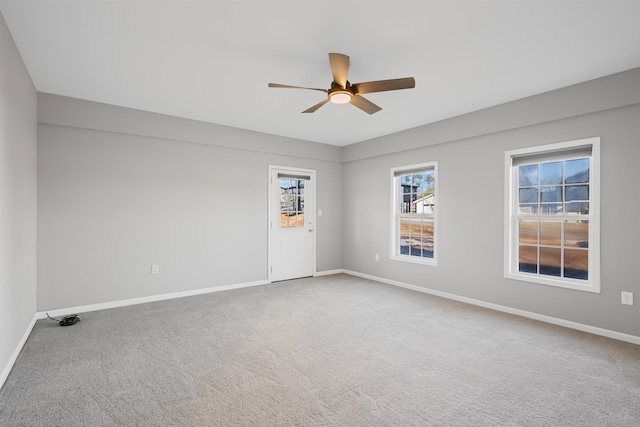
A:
279 177 305 228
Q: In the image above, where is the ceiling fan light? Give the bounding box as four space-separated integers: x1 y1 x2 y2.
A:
330 91 351 104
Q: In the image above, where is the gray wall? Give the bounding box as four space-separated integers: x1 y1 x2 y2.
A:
343 69 640 337
0 12 37 382
37 95 343 310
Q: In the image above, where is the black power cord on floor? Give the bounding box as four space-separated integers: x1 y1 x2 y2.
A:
46 313 81 326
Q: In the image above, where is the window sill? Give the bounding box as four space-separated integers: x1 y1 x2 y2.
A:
391 254 437 267
504 271 600 293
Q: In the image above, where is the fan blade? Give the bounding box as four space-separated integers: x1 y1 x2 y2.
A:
302 98 330 113
352 77 415 95
350 95 382 115
328 53 350 88
268 83 327 93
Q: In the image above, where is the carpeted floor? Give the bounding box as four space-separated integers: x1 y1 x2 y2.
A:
1 274 639 426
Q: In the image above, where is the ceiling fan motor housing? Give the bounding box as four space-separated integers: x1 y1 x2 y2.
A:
329 81 353 104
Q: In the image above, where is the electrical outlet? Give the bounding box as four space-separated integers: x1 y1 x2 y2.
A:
151 264 159 274
375 253 380 261
621 291 633 306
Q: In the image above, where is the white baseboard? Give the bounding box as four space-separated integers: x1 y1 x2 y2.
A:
343 269 640 346
37 279 270 319
1 313 38 391
314 269 344 277
39 272 350 319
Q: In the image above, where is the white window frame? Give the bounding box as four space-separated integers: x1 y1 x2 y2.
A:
504 137 600 293
390 161 438 266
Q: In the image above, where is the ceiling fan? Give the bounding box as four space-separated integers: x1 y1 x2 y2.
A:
268 53 415 114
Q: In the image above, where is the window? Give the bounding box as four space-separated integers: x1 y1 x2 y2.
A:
279 175 307 228
391 162 438 265
504 137 600 292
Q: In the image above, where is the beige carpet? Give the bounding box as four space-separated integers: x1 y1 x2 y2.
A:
1 274 639 426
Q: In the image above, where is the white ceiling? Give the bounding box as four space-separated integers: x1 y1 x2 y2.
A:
2 1 640 147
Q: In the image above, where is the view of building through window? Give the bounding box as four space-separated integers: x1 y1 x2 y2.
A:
279 178 305 228
399 172 435 258
391 162 438 265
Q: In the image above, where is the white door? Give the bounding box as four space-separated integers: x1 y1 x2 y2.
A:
269 166 315 282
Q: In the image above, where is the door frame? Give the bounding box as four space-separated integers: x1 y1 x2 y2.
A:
268 165 316 283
